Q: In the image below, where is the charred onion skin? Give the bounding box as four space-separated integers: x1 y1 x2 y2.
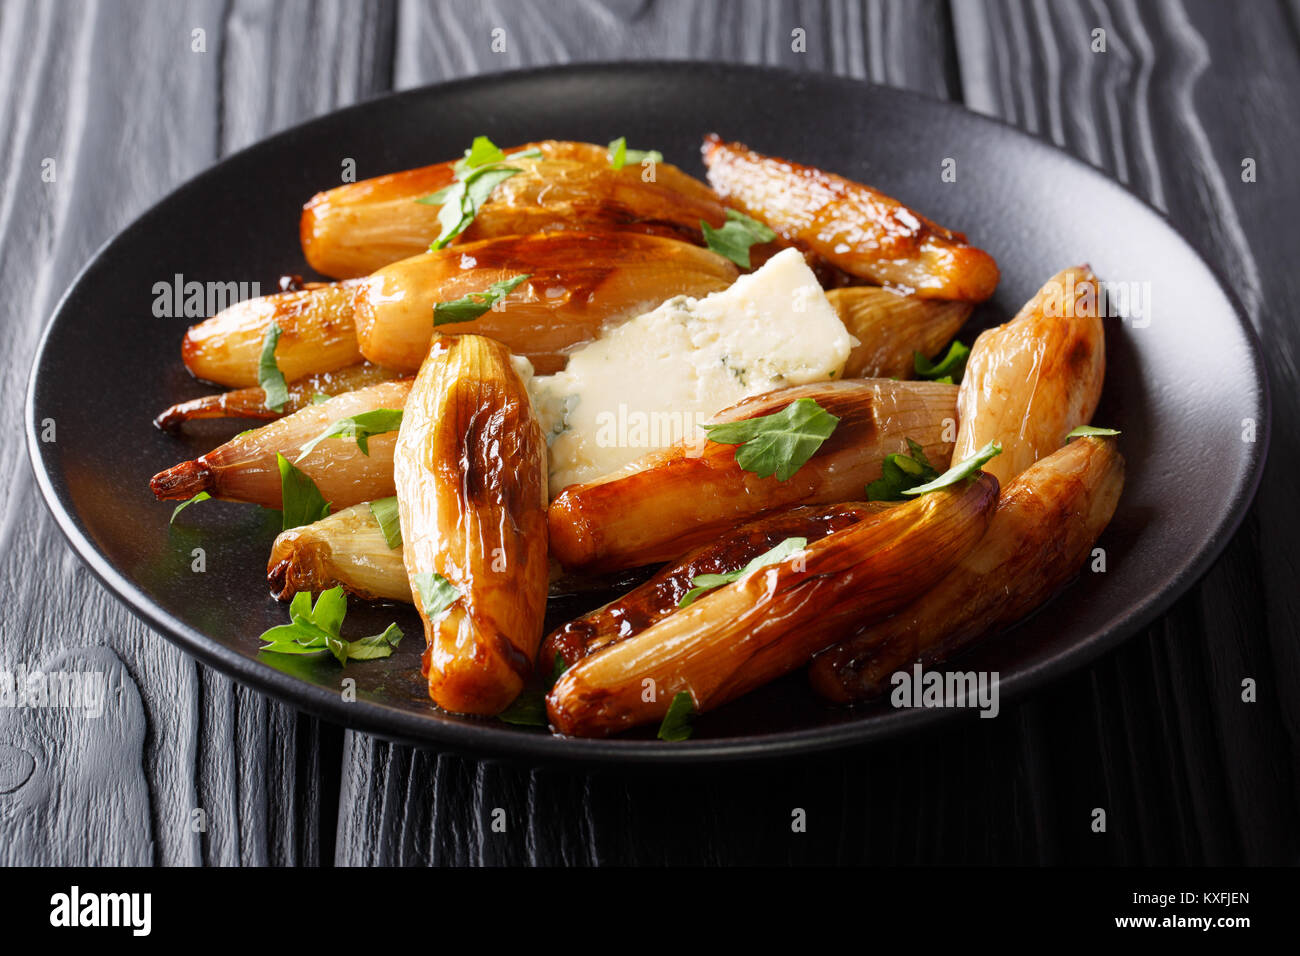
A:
181 279 364 388
543 502 890 670
155 361 398 429
354 231 738 374
546 475 999 737
395 335 549 715
300 140 743 279
547 379 958 573
267 503 408 602
702 135 999 301
953 265 1105 485
809 437 1124 703
150 379 411 509
826 287 972 379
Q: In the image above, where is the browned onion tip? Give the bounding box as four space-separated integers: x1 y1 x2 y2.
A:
149 379 411 510
702 134 999 301
150 459 212 501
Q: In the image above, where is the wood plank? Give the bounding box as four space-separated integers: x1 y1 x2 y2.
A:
0 0 397 865
951 0 1300 864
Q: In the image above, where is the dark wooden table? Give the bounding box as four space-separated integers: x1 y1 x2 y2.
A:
2 0 1296 866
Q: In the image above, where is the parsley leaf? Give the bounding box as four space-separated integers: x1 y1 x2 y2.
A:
442 166 522 249
413 572 459 620
497 692 547 726
702 398 839 481
433 274 531 326
310 392 332 405
455 135 506 171
258 586 403 666
914 339 970 384
607 137 664 171
497 654 568 728
679 536 808 607
866 439 941 501
368 496 402 549
296 409 404 461
258 323 290 412
1066 425 1121 440
417 137 544 249
277 453 331 531
657 692 696 741
900 441 1002 497
170 491 212 524
700 208 776 269
342 624 405 662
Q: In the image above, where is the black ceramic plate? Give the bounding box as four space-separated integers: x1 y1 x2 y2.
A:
26 63 1269 763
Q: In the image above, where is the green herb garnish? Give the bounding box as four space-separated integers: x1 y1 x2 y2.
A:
657 691 696 741
417 136 539 250
866 439 940 501
700 209 776 269
413 571 460 619
310 393 332 405
258 323 290 412
433 274 531 325
679 536 807 607
607 137 663 171
702 398 839 481
296 409 404 461
899 441 1002 497
258 586 403 665
1066 425 1121 440
914 339 970 384
368 496 402 549
170 491 212 524
497 654 568 728
497 692 547 726
277 453 331 531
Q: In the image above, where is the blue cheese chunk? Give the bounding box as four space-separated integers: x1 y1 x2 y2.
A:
529 248 853 497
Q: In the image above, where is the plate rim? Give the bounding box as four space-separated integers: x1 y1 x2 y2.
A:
24 60 1272 765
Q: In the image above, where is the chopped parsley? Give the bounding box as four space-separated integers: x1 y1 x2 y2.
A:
607 137 663 170
433 274 531 325
417 136 541 250
277 453 330 531
866 439 941 501
498 653 569 728
258 586 403 666
170 491 212 524
657 691 696 741
258 323 290 412
899 441 1002 497
700 208 776 269
296 409 404 461
679 536 808 607
702 398 839 481
913 339 970 384
1066 425 1121 440
413 571 459 620
368 496 402 549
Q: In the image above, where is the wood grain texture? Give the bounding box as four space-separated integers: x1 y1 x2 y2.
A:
1 0 1296 866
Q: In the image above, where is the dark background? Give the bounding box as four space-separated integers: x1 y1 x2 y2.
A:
1 0 1297 865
